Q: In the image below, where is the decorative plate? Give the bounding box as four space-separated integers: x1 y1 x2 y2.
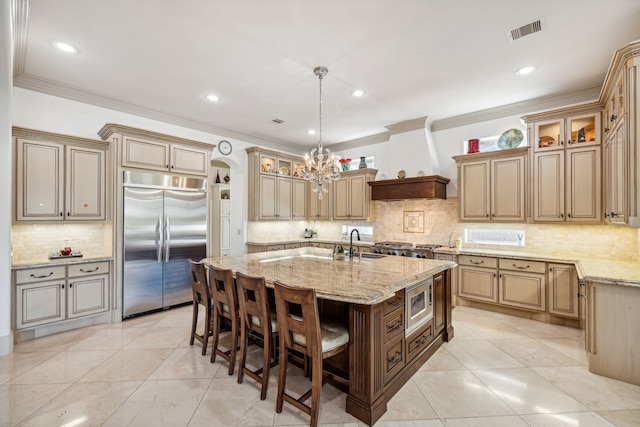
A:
497 128 524 149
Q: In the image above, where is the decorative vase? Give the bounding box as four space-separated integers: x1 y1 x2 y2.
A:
358 157 367 169
342 163 350 172
223 174 230 183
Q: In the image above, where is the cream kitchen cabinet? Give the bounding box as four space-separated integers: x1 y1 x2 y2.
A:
246 147 309 221
121 136 209 176
531 111 600 152
307 183 331 220
532 145 601 222
14 128 107 222
525 105 602 223
548 263 579 319
211 184 231 257
292 179 307 219
498 258 546 312
15 261 110 330
332 169 377 221
457 255 498 303
600 41 640 226
454 148 527 222
98 124 212 177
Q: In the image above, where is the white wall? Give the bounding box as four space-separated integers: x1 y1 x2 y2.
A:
1 0 14 355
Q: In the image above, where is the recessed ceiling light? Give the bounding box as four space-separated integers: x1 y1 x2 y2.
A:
52 41 78 54
516 66 536 76
205 94 221 102
307 129 316 135
351 89 366 97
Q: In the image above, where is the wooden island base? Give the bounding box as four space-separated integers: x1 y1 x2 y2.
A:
345 271 453 426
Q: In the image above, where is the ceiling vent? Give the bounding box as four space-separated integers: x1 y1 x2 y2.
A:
272 118 285 124
506 18 543 42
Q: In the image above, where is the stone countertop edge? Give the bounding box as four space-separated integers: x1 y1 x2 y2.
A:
12 256 115 270
203 248 456 305
433 247 640 288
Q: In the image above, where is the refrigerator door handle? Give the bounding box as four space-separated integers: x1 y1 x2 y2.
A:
165 215 171 262
157 215 163 262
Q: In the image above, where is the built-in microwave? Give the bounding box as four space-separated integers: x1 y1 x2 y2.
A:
405 277 433 336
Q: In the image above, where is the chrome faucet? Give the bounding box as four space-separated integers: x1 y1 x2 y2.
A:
349 229 360 257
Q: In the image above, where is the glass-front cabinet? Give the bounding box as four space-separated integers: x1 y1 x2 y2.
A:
533 112 600 151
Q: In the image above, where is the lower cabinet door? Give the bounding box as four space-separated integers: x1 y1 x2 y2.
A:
458 266 498 303
499 271 546 311
67 274 109 318
548 263 579 318
16 281 66 328
383 335 405 383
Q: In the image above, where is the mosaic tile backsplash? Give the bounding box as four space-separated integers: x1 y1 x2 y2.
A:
249 198 639 262
12 223 113 263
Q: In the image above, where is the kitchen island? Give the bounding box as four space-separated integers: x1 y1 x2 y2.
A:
203 247 456 425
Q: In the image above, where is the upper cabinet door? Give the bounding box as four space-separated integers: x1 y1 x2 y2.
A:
566 146 601 222
459 160 490 221
491 155 525 221
66 146 106 220
16 138 65 221
566 113 601 149
170 143 209 176
122 136 170 172
534 119 565 151
533 151 565 222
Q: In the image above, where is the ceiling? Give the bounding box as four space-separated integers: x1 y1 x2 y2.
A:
12 0 640 152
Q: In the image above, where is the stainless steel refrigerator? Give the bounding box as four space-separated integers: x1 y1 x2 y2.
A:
123 171 207 317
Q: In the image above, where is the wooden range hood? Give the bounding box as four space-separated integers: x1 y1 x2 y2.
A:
368 175 450 200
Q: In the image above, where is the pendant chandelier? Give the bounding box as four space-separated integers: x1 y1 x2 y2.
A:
301 66 341 199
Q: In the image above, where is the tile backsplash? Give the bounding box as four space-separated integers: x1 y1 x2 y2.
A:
248 198 639 262
12 223 113 263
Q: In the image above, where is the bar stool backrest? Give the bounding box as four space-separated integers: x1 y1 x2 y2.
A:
273 281 321 358
236 271 272 335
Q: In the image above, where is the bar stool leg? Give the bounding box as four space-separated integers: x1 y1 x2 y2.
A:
276 345 288 413
228 315 238 375
201 304 211 356
210 308 220 364
260 332 271 400
189 298 198 346
310 358 323 427
237 321 248 384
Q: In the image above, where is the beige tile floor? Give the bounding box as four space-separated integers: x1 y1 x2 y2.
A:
2 305 640 427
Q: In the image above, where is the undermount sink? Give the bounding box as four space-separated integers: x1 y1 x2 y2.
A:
359 252 387 259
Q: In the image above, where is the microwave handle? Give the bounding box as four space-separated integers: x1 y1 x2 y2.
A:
429 282 433 306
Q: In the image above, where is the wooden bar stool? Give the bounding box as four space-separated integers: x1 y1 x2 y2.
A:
188 259 213 355
235 271 279 400
208 265 240 375
273 281 349 427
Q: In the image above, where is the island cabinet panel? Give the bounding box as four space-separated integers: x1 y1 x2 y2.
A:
406 320 433 362
433 272 445 334
383 335 405 383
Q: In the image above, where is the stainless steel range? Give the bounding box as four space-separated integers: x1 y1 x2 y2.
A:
371 241 442 258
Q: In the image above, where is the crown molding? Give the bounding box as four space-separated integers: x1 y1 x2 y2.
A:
385 116 428 135
12 0 29 78
328 131 389 152
13 73 305 154
430 87 601 132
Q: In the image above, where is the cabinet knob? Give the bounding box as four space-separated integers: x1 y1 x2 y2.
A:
611 114 617 122
604 212 609 218
604 127 610 133
567 213 571 218
69 283 73 288
59 212 63 217
560 213 564 218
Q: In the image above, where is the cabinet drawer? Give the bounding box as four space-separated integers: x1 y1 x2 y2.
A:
406 320 434 362
383 309 404 342
499 258 546 274
382 290 405 316
266 244 285 252
16 266 66 284
383 334 405 383
68 262 110 277
284 243 300 249
458 255 498 268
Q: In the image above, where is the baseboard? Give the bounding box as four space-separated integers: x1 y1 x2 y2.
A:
0 331 14 355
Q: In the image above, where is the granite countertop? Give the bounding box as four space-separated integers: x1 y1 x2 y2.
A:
12 255 114 270
434 247 640 288
203 247 455 305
